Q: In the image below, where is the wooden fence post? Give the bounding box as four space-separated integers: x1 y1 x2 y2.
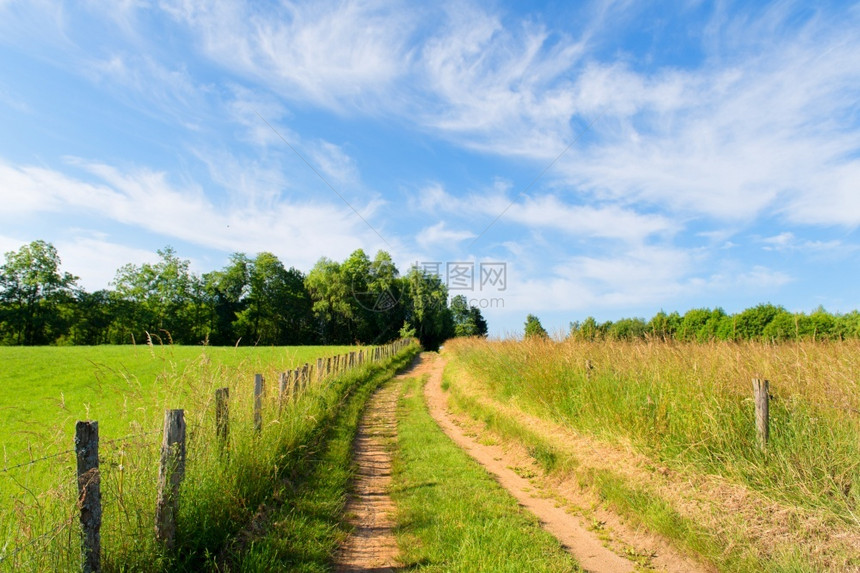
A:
75 421 101 573
155 409 186 550
316 358 324 382
278 372 287 407
753 378 769 450
254 374 264 433
215 388 229 450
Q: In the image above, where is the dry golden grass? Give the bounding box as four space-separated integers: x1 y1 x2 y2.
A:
443 337 860 571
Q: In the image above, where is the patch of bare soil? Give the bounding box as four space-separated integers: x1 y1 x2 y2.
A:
335 381 402 573
421 352 711 573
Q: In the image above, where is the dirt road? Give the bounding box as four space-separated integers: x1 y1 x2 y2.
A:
334 381 401 572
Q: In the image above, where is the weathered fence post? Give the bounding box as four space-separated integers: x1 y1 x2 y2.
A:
215 388 229 450
75 421 101 573
254 374 264 433
278 372 288 408
753 378 769 450
316 358 324 382
155 409 186 550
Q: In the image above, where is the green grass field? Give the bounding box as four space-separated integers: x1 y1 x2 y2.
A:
0 342 393 572
0 344 358 466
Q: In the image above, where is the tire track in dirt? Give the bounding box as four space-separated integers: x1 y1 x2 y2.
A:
419 352 634 573
335 380 401 573
422 351 711 573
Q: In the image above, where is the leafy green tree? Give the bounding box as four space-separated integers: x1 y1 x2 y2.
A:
762 310 797 341
202 253 251 345
647 310 681 340
570 316 599 341
733 303 785 341
306 257 354 343
340 249 377 342
364 251 406 342
836 311 860 339
401 267 454 350
524 314 548 339
0 240 78 345
110 246 204 344
807 306 838 340
606 317 648 340
450 295 489 337
68 289 113 345
678 308 710 342
233 253 315 345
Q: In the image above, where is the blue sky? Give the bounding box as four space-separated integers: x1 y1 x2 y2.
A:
1 0 859 337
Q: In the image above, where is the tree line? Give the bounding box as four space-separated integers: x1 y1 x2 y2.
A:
566 303 860 342
0 240 488 349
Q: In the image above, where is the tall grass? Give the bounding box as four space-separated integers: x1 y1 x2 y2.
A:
445 337 860 524
0 342 419 571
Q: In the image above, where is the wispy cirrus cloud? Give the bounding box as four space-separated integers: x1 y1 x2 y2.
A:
160 0 417 112
412 182 674 242
416 222 476 250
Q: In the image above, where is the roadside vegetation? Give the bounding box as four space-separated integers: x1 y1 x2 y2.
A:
0 341 420 571
444 337 860 571
391 374 582 572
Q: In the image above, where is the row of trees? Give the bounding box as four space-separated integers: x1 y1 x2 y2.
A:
0 241 488 349
568 304 860 342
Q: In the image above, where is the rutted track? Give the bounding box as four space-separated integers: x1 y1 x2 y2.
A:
420 352 709 573
334 379 401 572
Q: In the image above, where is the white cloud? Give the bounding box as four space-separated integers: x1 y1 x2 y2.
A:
0 158 389 272
309 141 360 187
161 0 415 111
760 231 853 256
762 232 795 250
418 4 585 158
416 221 475 250
557 7 860 225
411 183 674 242
56 234 161 291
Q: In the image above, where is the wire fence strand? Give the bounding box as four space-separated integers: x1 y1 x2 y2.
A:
0 448 75 475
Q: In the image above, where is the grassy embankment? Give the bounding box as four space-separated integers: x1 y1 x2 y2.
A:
390 373 582 572
0 342 413 571
443 337 860 572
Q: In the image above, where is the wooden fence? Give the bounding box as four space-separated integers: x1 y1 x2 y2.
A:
67 338 413 572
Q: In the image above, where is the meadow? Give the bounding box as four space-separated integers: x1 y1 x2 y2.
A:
0 344 357 467
0 341 415 571
444 337 860 571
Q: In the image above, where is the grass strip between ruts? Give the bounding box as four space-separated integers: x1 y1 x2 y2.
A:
390 373 582 572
